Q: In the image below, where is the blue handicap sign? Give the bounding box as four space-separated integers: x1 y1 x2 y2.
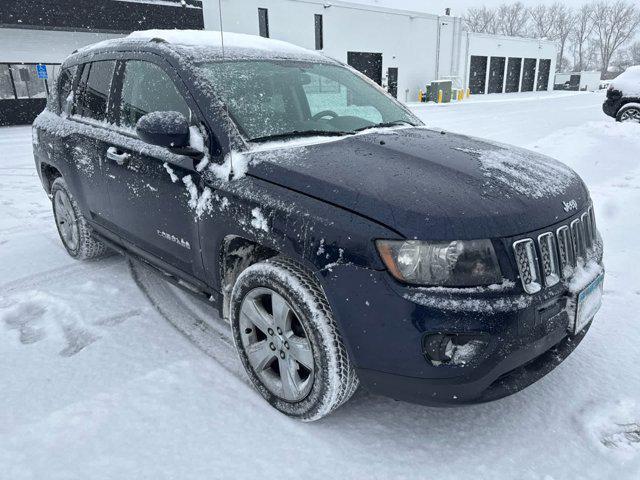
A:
36 64 48 79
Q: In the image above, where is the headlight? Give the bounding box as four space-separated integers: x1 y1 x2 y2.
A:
376 239 501 287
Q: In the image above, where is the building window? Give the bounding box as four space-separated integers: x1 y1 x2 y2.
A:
0 64 15 100
10 64 47 99
314 14 323 50
258 8 269 38
0 63 60 100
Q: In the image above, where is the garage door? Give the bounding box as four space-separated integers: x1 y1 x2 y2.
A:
488 57 506 93
505 58 522 93
537 59 551 91
521 58 537 92
469 56 487 94
347 52 383 85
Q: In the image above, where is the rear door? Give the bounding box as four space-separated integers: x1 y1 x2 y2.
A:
65 60 116 224
100 56 206 280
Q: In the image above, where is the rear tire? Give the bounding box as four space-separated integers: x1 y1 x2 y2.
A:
51 177 109 260
230 256 359 421
616 104 640 123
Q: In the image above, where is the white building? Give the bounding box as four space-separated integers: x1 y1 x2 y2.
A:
204 0 557 101
461 33 557 95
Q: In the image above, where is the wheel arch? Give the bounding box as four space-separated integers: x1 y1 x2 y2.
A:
40 162 62 195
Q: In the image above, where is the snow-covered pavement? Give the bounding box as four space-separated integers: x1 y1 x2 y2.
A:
1 92 640 479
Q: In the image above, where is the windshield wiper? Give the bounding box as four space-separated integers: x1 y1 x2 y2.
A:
250 130 352 143
353 120 417 133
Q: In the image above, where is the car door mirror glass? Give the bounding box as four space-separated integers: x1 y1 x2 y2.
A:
136 111 190 149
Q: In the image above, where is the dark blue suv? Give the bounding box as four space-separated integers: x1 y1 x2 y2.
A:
32 30 604 421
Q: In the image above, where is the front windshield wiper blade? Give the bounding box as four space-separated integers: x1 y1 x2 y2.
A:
250 130 352 143
353 120 418 133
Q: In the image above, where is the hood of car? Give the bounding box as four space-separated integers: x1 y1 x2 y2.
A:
246 127 590 239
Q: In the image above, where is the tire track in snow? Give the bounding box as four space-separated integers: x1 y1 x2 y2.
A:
0 255 121 294
127 259 247 380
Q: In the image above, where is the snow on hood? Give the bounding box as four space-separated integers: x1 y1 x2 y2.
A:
246 127 590 239
610 65 640 96
454 142 576 199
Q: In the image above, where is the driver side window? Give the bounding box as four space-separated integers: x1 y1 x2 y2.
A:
119 60 191 129
302 72 383 124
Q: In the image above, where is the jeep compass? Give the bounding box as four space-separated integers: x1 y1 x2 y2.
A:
32 30 604 421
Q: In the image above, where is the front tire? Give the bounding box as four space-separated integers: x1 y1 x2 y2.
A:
616 104 640 123
51 177 108 260
230 256 359 421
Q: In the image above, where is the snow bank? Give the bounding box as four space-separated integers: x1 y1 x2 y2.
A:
610 65 640 96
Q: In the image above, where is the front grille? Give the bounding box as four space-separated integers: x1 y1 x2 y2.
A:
513 207 599 294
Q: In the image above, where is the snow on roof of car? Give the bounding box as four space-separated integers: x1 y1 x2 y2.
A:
129 29 312 56
74 29 327 63
610 65 640 96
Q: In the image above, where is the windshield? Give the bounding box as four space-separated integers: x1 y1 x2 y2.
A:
199 60 419 142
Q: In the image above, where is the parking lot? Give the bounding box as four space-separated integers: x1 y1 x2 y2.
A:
1 91 639 479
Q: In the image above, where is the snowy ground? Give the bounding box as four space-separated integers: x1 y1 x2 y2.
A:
1 91 640 479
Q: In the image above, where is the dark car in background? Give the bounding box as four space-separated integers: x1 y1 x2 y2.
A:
32 30 604 421
603 65 640 122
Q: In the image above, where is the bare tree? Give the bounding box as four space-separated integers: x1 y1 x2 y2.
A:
529 4 557 39
463 6 499 34
571 4 595 71
629 41 640 65
592 0 640 75
497 2 529 37
553 3 577 72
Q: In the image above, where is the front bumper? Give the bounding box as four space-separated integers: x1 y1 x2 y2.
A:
318 241 602 406
602 98 621 117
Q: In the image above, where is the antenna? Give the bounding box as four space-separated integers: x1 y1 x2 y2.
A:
217 0 233 179
217 0 225 58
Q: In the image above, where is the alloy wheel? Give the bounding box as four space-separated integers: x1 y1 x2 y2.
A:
54 189 79 252
620 108 640 123
239 287 315 402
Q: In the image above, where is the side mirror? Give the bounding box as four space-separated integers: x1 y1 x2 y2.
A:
136 111 204 160
136 111 190 149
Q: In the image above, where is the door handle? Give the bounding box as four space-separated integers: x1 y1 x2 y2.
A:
106 146 130 166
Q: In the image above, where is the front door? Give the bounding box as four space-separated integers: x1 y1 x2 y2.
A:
387 67 398 98
100 58 206 280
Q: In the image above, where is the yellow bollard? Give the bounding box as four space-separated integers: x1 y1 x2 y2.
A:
458 90 463 101
466 88 471 98
437 89 443 104
418 89 423 102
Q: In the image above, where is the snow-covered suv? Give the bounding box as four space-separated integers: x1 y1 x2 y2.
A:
32 30 604 421
603 65 640 122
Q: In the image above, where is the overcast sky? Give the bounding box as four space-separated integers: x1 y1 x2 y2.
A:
349 0 593 17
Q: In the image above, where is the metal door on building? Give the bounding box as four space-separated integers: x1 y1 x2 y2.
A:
488 56 506 93
347 52 383 85
387 67 398 98
521 58 537 91
469 55 487 94
536 59 551 91
505 57 522 93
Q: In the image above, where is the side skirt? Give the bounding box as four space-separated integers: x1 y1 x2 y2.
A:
92 230 223 310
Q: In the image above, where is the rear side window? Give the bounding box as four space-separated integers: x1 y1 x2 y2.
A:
75 60 116 121
57 66 77 113
119 60 191 129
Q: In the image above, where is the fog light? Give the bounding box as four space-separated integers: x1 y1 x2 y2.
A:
423 333 489 366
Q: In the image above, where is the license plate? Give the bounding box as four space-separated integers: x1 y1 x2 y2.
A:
574 274 604 334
